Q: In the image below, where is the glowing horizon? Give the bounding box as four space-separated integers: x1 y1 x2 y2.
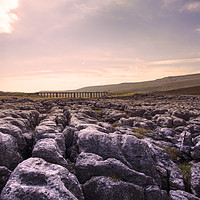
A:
1 0 200 92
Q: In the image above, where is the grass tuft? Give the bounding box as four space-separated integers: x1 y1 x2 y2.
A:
94 110 101 114
132 128 154 134
109 174 120 182
179 163 192 192
132 133 148 139
112 122 121 128
158 145 181 161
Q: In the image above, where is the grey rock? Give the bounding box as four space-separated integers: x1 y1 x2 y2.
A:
170 190 200 200
104 109 127 123
173 118 186 127
83 176 145 200
119 117 134 127
191 162 200 197
173 110 197 121
72 126 161 184
187 124 200 137
0 158 84 200
180 131 193 155
79 108 98 119
2 117 29 133
145 185 170 200
193 135 200 145
132 117 156 130
62 126 77 148
32 138 70 169
0 132 23 170
34 125 66 155
0 123 27 154
97 122 115 133
159 128 176 137
127 108 146 117
152 109 168 115
191 141 200 160
0 166 11 192
175 126 186 133
75 152 156 186
145 142 185 191
154 115 173 128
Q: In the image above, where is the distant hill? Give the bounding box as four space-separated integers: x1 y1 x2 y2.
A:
154 85 200 95
74 73 200 93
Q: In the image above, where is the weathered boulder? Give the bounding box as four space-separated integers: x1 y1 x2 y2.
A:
0 158 84 200
170 190 200 200
187 124 200 137
173 118 186 127
126 107 146 117
75 152 156 186
0 123 27 154
83 176 145 200
145 185 170 200
145 142 185 191
69 111 98 127
174 110 197 121
132 117 156 130
102 109 127 123
193 135 200 145
0 166 11 192
32 138 70 169
159 128 176 137
2 117 29 133
191 141 200 160
79 108 98 119
62 126 77 148
71 126 161 185
34 125 66 155
0 132 23 170
119 117 134 126
180 131 193 155
191 162 200 197
154 115 173 128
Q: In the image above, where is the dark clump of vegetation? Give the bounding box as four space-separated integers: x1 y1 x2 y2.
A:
94 110 101 114
109 174 121 182
99 118 105 122
112 122 121 128
179 163 192 192
157 145 181 161
132 133 148 139
132 128 153 139
132 128 154 134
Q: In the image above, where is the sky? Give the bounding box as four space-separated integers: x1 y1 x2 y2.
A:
0 0 200 92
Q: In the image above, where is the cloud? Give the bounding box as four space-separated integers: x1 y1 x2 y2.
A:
0 61 196 92
195 28 200 32
148 58 200 65
181 1 200 12
0 0 19 33
163 0 179 7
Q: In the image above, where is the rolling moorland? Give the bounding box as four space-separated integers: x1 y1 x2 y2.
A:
75 73 200 94
1 73 200 97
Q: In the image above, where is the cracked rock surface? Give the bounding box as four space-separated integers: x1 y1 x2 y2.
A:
0 94 200 199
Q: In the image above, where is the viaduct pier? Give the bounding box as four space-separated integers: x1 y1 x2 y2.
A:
35 92 108 98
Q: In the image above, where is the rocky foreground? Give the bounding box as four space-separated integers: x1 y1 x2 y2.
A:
0 94 200 200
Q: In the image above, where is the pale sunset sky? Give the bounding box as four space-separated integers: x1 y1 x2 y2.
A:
0 0 200 92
